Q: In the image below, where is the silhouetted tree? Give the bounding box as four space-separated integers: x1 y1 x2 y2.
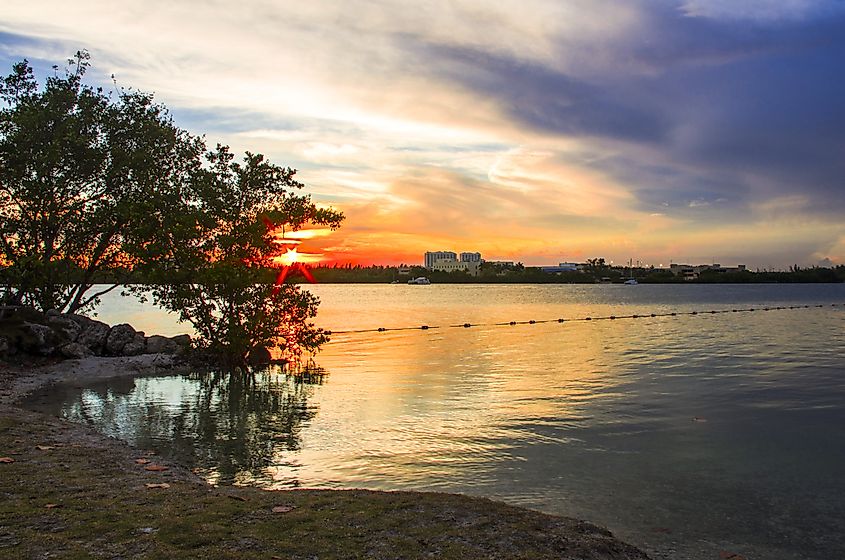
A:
1 52 344 365
135 145 343 367
0 51 203 312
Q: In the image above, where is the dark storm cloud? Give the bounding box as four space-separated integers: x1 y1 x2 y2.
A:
405 40 671 144
399 3 845 218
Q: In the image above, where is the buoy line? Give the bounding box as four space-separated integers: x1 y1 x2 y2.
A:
325 303 842 336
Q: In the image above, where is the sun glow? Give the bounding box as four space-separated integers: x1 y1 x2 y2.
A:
280 248 299 266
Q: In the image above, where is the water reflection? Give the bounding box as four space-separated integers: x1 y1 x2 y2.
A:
28 284 845 559
31 367 326 486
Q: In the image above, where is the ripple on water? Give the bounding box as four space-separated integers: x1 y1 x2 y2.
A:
23 284 845 560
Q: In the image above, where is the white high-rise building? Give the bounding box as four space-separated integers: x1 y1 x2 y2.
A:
460 252 482 263
425 251 457 269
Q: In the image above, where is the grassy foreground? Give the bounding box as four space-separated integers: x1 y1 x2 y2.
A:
0 364 649 560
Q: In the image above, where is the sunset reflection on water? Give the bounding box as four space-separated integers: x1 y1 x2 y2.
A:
41 283 845 559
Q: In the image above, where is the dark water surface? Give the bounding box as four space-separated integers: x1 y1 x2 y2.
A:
25 284 845 559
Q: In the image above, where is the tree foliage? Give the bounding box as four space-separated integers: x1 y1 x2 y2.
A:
137 145 343 367
0 51 203 313
0 52 344 366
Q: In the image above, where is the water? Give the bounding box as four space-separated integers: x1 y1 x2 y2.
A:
25 284 845 559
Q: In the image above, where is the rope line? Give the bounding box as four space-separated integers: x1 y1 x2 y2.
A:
326 303 842 336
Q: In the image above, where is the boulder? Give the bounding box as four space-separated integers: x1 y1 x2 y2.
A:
145 335 178 354
59 342 93 359
169 334 191 349
76 319 111 354
121 334 147 356
67 314 94 329
20 322 63 356
104 323 137 355
46 315 82 342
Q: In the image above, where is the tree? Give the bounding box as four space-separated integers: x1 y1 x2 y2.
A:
136 145 343 367
1 52 344 367
0 51 203 313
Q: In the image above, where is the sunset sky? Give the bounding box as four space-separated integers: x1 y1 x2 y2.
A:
2 1 844 268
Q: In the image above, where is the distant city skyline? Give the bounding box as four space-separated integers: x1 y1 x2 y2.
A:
3 2 845 269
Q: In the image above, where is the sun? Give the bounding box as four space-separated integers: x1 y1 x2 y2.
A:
280 248 299 266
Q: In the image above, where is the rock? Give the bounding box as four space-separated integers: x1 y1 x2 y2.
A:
76 319 111 354
46 315 82 342
20 322 63 356
121 334 147 356
105 323 137 355
59 342 93 359
247 346 272 366
145 335 178 354
169 334 191 349
67 314 94 329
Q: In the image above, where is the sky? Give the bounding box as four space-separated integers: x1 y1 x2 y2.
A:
2 1 845 268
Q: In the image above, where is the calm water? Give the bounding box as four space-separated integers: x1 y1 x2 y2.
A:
26 284 845 559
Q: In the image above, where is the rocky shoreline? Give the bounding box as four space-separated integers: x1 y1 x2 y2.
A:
0 305 189 360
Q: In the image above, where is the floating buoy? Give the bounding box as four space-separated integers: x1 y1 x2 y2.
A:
327 299 834 336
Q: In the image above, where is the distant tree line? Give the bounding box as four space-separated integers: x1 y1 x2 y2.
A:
297 263 845 284
22 261 841 285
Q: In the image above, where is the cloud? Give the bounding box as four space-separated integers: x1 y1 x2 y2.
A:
679 0 845 22
2 1 845 267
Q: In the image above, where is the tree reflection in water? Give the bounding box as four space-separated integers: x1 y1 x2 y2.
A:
42 366 328 486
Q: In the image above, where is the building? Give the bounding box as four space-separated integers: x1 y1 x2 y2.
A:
670 263 747 280
424 251 458 269
540 262 582 274
425 250 483 269
431 258 481 276
425 251 457 269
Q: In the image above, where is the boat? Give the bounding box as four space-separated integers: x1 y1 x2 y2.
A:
624 259 638 285
407 276 431 285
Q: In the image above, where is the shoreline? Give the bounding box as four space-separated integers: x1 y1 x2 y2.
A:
0 356 651 559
